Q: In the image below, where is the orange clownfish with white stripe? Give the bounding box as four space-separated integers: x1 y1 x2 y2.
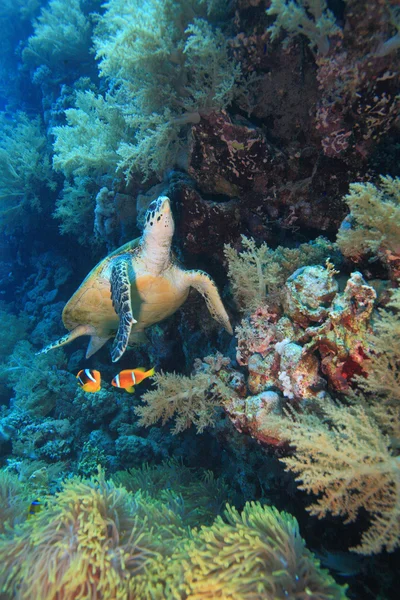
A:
111 367 155 393
76 369 101 393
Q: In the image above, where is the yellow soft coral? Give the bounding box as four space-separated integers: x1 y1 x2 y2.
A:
276 399 400 555
135 369 231 434
337 176 400 279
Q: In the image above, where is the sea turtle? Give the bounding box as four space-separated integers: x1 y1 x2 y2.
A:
38 196 233 362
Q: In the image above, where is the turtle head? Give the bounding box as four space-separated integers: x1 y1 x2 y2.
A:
143 196 174 244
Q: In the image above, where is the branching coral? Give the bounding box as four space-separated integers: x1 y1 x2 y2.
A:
337 176 400 279
2 341 71 417
235 284 398 553
52 91 126 179
178 502 348 599
115 107 192 183
92 0 242 180
0 303 30 365
53 176 100 243
266 0 341 55
22 0 94 70
50 0 243 241
135 367 231 433
94 0 235 113
0 112 55 232
51 87 128 239
274 399 400 555
224 235 336 311
356 286 400 407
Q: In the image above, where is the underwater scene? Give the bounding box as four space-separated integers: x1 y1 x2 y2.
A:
0 0 399 598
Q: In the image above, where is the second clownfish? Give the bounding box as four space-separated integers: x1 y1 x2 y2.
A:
28 498 43 518
76 369 101 393
111 367 155 393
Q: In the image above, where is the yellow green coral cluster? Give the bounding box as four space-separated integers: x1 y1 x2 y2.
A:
0 469 347 600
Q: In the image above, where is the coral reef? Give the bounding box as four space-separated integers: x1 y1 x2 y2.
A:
0 112 56 233
135 364 231 434
356 286 400 408
0 0 399 596
0 469 347 600
274 398 400 555
52 91 125 179
0 470 175 600
266 0 341 56
302 271 377 392
0 470 30 534
22 0 95 73
3 341 72 417
93 0 242 180
132 256 399 557
180 502 347 599
337 175 400 279
224 235 336 311
0 303 30 364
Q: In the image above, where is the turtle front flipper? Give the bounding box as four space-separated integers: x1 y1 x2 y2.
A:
184 270 233 335
36 324 92 356
110 256 137 362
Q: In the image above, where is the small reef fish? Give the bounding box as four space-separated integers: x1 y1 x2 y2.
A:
28 499 42 518
76 369 101 393
111 367 155 393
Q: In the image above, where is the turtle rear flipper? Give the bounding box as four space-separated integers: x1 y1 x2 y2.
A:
110 256 137 362
36 324 92 356
86 335 110 359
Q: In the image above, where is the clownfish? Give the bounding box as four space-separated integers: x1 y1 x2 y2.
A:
76 369 101 393
28 499 42 518
111 367 155 393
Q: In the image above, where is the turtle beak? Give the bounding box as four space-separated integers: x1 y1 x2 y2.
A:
159 196 171 213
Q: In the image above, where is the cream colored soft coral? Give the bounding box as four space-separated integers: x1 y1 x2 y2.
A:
337 176 400 280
